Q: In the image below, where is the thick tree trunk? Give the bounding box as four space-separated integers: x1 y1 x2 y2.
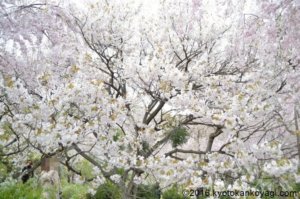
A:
40 156 61 199
294 108 300 171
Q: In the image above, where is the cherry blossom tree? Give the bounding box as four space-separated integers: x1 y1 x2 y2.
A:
0 0 299 198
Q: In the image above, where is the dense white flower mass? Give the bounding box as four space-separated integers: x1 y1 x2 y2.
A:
0 0 299 198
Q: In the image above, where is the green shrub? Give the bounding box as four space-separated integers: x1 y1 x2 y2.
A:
136 183 161 199
90 181 121 199
76 160 94 179
162 186 186 199
62 183 89 199
0 178 43 199
0 161 8 182
293 182 300 192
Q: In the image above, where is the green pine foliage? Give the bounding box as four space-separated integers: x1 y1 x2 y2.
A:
170 127 189 148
